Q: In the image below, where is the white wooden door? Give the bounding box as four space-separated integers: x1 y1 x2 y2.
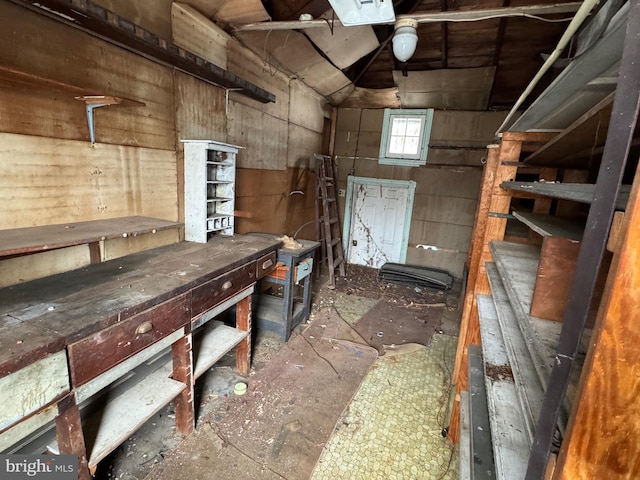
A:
346 178 414 268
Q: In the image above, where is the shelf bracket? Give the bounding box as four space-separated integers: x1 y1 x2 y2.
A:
75 95 145 145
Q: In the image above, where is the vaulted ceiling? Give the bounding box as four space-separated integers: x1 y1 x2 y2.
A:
224 0 585 111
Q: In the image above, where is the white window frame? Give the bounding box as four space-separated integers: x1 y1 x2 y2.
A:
378 108 434 167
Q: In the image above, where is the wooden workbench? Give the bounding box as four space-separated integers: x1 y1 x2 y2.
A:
0 234 280 478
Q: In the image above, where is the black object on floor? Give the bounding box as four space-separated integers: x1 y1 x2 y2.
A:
378 263 454 291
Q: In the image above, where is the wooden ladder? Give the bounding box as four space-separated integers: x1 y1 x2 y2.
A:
314 154 346 288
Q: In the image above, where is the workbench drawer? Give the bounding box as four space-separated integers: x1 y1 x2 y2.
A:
68 294 190 387
256 251 277 279
191 262 257 318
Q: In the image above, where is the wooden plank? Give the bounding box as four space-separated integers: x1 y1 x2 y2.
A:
486 264 545 440
530 237 581 322
501 182 631 211
607 211 626 253
478 295 531 480
304 18 379 70
512 211 585 241
0 403 57 453
393 67 496 110
523 93 615 167
172 3 229 69
56 396 91 480
0 351 69 431
85 367 186 468
0 133 179 230
459 391 472 480
339 87 402 109
192 321 249 378
0 216 182 257
172 333 195 436
235 295 252 375
468 344 496 480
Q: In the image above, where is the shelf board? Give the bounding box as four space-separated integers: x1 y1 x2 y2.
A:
512 210 585 241
476 295 530 480
522 93 615 168
206 180 234 184
489 241 559 368
0 216 182 258
85 363 185 468
192 321 249 379
483 268 546 439
501 182 630 211
207 197 233 203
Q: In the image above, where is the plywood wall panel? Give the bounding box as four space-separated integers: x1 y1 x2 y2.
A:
0 133 178 229
289 80 327 133
0 2 175 150
174 72 227 142
0 245 90 289
406 248 467 278
227 101 288 170
409 220 474 253
411 168 483 198
287 124 323 169
93 0 174 38
235 167 316 237
172 3 229 69
413 195 478 225
227 38 290 121
304 22 379 70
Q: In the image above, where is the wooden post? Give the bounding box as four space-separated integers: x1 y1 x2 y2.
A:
553 161 640 480
56 395 91 480
448 135 522 442
235 295 252 374
172 332 195 436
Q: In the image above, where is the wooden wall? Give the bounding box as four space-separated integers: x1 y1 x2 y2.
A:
0 1 329 285
334 108 507 277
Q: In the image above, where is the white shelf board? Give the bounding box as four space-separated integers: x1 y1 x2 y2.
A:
86 365 185 468
193 322 249 379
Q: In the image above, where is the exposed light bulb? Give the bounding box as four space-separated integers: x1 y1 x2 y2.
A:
392 19 418 63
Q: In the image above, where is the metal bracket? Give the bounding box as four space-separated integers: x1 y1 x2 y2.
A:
75 95 145 145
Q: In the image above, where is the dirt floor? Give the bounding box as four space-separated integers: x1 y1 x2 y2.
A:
95 263 462 480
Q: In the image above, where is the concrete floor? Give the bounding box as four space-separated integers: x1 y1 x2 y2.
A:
96 267 462 480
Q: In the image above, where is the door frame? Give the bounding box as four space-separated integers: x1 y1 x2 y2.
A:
343 176 416 266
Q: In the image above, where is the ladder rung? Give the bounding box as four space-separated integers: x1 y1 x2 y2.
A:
327 198 336 202
331 238 341 247
329 217 338 224
333 255 344 266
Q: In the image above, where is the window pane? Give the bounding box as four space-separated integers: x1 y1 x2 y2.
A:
391 117 407 136
405 118 423 137
403 136 420 155
389 135 405 154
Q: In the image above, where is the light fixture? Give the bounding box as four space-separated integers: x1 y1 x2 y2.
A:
327 0 395 26
392 19 418 63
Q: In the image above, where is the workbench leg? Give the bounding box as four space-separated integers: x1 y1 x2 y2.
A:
172 332 195 436
56 395 91 480
235 295 252 375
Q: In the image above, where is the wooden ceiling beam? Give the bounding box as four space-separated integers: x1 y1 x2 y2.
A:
440 0 448 69
234 2 582 30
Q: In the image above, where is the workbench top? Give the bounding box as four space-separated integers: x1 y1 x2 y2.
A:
0 234 281 375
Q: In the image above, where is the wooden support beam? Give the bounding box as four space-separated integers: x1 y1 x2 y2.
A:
234 2 583 30
56 396 91 480
235 295 252 374
172 333 195 436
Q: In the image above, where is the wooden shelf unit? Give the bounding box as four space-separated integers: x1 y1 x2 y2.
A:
450 103 640 480
183 140 239 242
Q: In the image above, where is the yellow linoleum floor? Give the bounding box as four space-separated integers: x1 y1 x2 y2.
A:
311 335 458 480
